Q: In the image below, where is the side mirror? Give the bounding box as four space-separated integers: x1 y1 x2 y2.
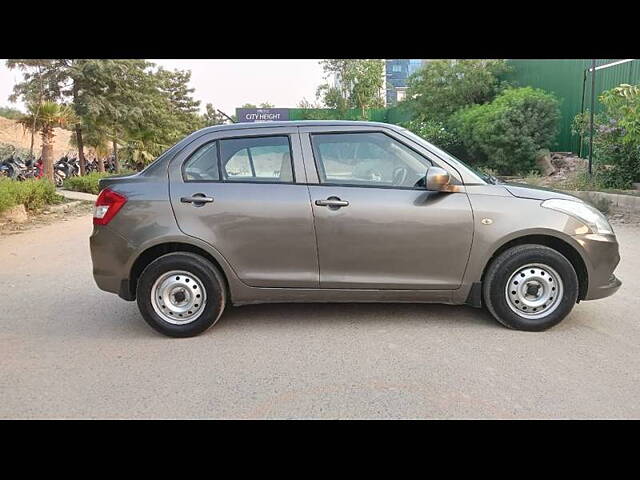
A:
426 166 451 191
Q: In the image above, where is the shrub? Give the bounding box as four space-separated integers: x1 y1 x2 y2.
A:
450 87 560 175
0 178 61 214
0 106 23 120
401 119 462 153
64 170 136 195
572 83 640 188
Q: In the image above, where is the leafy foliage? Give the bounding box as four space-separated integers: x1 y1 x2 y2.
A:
6 59 205 171
405 60 512 123
0 106 23 120
572 83 640 188
0 178 61 214
450 87 560 175
400 119 462 154
316 60 385 118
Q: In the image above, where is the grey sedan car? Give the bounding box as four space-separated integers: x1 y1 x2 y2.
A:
90 121 621 337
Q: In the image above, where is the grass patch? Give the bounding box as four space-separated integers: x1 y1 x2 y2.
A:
0 178 62 214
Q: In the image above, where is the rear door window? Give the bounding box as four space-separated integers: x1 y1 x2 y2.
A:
220 136 294 183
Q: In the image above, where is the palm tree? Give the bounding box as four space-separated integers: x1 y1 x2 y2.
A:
18 101 76 182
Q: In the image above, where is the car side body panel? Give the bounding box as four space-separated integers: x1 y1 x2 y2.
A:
89 121 621 309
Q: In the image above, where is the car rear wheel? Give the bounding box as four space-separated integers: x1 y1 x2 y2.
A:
483 244 579 331
136 252 226 337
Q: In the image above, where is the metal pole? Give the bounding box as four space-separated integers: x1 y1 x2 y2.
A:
579 69 587 158
588 59 596 175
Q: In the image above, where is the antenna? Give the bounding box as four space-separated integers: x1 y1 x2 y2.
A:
217 109 237 124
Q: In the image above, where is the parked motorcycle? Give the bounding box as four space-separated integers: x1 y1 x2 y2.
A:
0 154 28 180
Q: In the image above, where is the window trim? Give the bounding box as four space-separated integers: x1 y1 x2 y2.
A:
181 134 296 185
309 130 433 191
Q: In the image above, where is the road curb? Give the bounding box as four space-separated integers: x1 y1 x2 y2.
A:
57 189 98 202
47 200 82 213
563 190 640 212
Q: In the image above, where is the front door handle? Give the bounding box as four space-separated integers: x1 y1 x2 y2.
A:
181 194 214 206
315 197 349 208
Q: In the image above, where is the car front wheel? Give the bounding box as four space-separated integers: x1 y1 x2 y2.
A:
483 244 579 331
136 252 226 337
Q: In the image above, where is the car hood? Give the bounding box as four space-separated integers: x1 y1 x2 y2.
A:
503 183 582 202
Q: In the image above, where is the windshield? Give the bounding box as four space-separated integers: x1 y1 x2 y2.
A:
396 127 493 184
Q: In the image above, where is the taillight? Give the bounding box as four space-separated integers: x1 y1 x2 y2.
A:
93 188 127 225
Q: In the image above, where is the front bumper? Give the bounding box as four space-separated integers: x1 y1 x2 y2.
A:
574 232 621 301
586 273 622 300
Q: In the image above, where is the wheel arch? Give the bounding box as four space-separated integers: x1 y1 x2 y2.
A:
481 234 589 301
125 242 231 302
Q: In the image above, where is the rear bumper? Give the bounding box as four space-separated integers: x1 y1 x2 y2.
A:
90 225 135 299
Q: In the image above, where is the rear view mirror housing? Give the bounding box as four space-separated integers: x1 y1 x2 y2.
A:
426 167 451 191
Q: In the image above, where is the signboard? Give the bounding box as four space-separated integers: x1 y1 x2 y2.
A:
236 108 290 123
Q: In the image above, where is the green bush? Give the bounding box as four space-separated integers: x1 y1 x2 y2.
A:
401 119 462 154
64 170 136 195
450 87 560 175
0 178 61 214
0 106 23 120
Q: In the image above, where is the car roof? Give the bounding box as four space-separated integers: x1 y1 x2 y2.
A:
198 120 403 133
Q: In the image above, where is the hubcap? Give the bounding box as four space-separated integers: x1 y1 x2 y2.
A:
505 263 563 319
151 270 206 325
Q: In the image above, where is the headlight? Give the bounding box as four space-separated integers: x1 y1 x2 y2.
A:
541 198 614 235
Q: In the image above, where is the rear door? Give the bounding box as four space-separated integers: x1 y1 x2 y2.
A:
300 126 474 290
169 127 319 288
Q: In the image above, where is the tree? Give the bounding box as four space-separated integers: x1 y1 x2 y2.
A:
316 59 385 118
18 101 75 182
154 67 202 137
7 59 204 173
405 59 511 123
5 60 59 158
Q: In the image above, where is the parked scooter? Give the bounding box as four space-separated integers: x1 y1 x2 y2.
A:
0 154 27 180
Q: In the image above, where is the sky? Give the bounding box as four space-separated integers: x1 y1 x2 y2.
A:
0 59 327 115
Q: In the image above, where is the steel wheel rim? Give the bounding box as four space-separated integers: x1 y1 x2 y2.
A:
505 263 563 319
151 270 207 325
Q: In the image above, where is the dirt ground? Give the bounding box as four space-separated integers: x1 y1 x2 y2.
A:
0 202 93 236
0 116 76 159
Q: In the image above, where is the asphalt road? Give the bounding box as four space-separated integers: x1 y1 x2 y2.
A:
1 214 639 419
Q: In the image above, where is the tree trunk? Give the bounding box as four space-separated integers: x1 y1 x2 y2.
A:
75 125 86 176
41 130 54 183
72 82 86 176
97 156 105 172
112 138 120 172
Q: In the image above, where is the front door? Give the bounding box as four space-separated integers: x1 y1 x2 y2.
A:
169 128 318 288
305 130 474 290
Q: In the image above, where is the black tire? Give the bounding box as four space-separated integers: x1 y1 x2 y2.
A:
136 252 226 337
482 244 579 331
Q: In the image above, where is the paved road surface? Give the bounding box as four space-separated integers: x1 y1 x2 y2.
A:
1 214 639 419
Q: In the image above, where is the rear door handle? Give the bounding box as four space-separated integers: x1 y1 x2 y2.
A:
181 194 214 206
315 197 349 208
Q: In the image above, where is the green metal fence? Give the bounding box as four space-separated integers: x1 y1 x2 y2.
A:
505 59 640 153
